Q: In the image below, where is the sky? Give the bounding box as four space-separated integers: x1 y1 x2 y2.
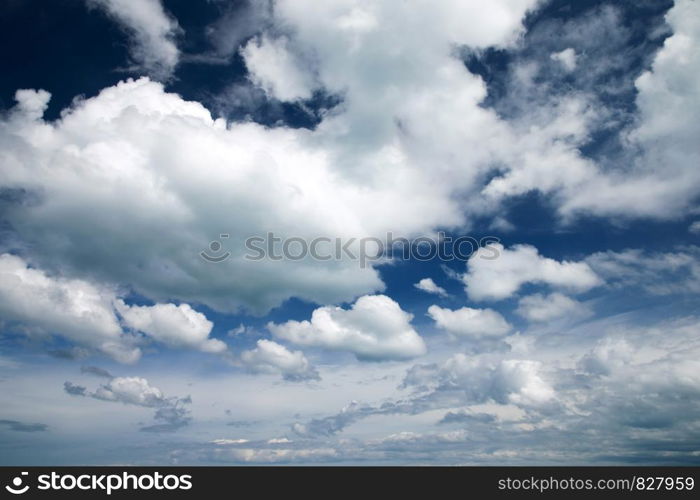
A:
0 0 699 465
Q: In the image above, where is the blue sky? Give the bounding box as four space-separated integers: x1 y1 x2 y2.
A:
1 0 699 465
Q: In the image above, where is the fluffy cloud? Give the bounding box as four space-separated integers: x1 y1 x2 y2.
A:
240 339 319 381
496 359 556 406
86 0 180 80
268 295 426 361
242 35 317 101
516 292 591 322
579 337 636 377
0 253 224 362
427 305 511 339
64 376 191 432
118 302 226 353
404 354 556 408
250 0 538 105
241 0 534 104
463 244 602 301
414 278 447 297
91 376 168 407
0 80 398 314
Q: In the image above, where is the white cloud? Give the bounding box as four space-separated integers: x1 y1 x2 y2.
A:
480 95 602 204
92 376 166 407
240 339 319 381
497 359 556 407
463 244 602 301
86 0 180 80
428 305 511 339
516 292 591 322
690 221 700 234
577 318 700 386
241 35 317 101
0 79 390 313
0 253 224 362
118 302 226 354
550 48 577 71
65 376 192 431
212 438 249 445
268 437 292 444
268 295 426 361
414 278 447 297
13 89 51 120
404 353 556 408
579 337 635 376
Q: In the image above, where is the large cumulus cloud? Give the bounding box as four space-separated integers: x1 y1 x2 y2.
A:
268 294 426 361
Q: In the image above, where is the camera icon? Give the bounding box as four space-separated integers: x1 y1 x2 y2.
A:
200 234 231 263
5 472 29 495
